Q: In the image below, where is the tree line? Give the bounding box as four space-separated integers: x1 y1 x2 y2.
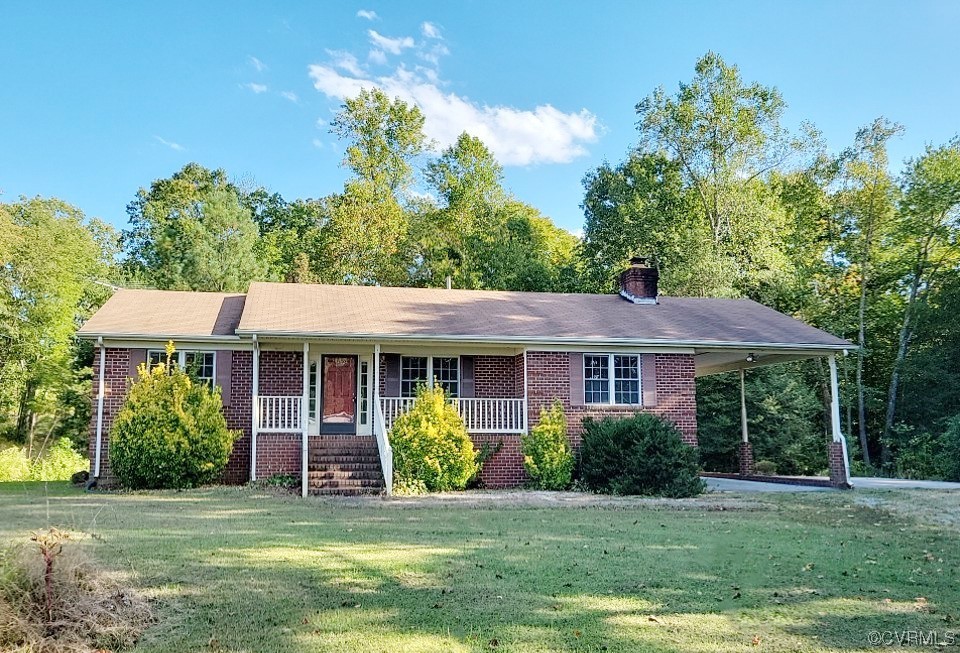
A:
3 52 959 479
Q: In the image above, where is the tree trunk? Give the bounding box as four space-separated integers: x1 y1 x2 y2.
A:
855 276 871 466
881 263 925 465
14 379 38 449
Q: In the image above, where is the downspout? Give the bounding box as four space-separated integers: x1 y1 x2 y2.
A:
828 354 852 486
301 341 310 498
250 334 259 482
93 337 106 479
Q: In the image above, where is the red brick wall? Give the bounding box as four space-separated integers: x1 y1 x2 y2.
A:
89 347 256 486
525 351 698 448
472 433 524 488
258 350 303 396
87 347 132 484
255 434 301 479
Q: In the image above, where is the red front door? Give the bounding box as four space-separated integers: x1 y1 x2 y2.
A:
320 355 357 434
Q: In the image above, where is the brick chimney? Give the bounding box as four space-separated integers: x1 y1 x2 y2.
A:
619 256 659 304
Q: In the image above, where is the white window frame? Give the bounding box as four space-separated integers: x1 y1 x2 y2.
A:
399 355 460 398
147 349 217 387
583 353 641 406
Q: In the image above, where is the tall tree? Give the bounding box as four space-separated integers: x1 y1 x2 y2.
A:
833 119 903 465
123 163 267 291
881 140 960 448
319 89 427 285
0 198 114 449
633 52 816 296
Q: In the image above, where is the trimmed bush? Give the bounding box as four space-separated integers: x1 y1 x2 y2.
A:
109 345 240 489
521 400 573 490
390 384 477 492
579 413 704 497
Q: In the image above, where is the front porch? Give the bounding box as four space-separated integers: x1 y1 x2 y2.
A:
250 340 528 496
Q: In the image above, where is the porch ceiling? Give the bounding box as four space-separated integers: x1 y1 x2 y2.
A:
694 347 850 377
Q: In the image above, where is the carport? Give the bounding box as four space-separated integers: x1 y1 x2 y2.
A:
695 345 853 488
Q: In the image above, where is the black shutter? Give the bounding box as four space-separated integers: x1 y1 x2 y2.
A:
460 356 475 398
384 354 401 396
216 351 233 407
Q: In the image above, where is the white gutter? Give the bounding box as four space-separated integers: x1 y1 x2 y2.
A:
93 337 106 479
77 332 244 342
232 329 853 352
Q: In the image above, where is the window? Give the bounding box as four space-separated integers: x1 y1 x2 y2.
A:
309 361 318 420
433 357 459 398
147 349 216 387
359 361 369 426
400 356 428 397
399 356 460 398
584 354 641 405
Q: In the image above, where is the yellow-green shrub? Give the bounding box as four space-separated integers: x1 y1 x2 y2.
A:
521 400 574 490
0 439 87 482
109 346 240 489
390 384 477 492
0 445 30 482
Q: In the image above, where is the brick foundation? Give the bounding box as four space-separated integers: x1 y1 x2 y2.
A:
472 433 525 488
738 442 754 476
828 441 851 489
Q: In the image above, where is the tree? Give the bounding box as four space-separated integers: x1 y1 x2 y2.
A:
0 198 114 449
881 141 960 447
316 89 428 285
123 163 267 291
833 119 903 465
633 52 816 296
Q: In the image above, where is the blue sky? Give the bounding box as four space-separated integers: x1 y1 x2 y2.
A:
2 1 959 234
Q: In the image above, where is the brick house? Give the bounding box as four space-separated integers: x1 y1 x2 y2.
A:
77 259 853 495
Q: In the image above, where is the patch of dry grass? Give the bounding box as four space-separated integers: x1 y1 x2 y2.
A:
0 529 153 653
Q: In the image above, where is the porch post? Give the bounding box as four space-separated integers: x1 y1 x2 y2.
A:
522 349 529 433
828 354 852 487
301 341 310 498
93 337 106 479
738 368 753 476
373 343 381 422
250 335 259 482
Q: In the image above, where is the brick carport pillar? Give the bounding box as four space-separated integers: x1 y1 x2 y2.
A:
737 368 754 476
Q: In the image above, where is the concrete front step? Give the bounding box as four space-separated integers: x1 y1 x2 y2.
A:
308 479 384 490
309 463 381 473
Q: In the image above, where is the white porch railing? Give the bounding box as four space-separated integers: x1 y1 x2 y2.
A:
380 397 527 434
258 396 302 433
374 398 393 495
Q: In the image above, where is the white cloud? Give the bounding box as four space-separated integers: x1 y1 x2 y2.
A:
419 42 449 66
367 30 414 55
421 21 441 39
242 82 268 94
308 64 598 166
248 56 267 72
154 135 185 152
356 9 378 20
312 138 324 149
368 49 388 66
280 91 299 103
326 49 366 77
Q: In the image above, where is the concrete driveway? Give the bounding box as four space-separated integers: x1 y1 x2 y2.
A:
703 476 960 493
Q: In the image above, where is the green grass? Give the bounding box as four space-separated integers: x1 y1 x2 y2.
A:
1 483 958 652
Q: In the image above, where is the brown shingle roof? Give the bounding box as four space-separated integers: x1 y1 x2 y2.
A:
78 282 850 349
233 282 850 349
77 289 245 339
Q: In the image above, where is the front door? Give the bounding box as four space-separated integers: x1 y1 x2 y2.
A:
320 355 358 434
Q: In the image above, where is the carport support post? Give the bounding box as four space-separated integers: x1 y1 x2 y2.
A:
738 369 754 476
828 354 852 488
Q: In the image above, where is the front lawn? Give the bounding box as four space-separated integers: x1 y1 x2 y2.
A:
0 483 957 652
